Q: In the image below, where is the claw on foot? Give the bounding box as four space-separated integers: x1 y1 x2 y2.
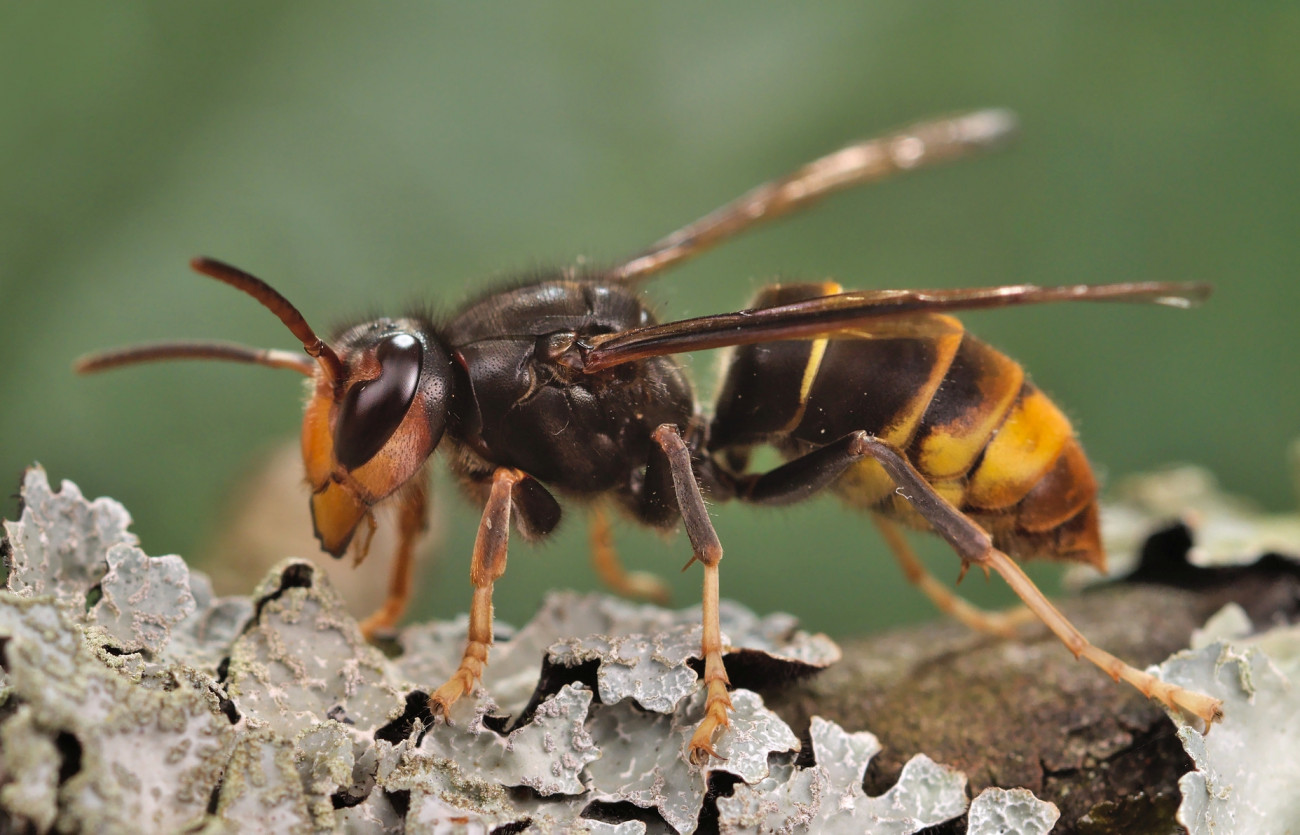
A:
687 735 722 766
687 710 731 766
358 612 399 643
687 680 733 766
428 668 479 720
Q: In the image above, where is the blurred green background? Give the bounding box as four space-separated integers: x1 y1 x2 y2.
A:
2 3 1297 637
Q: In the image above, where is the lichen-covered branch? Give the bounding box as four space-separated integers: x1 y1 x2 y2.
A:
1 465 1297 834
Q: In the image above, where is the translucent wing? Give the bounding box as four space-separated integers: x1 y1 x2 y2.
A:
608 110 1019 283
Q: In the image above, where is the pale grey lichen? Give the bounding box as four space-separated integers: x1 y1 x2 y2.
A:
383 753 536 833
167 569 255 672
966 787 1060 835
3 467 137 601
420 683 600 796
217 729 314 833
1067 466 1300 834
717 715 968 835
1155 625 1300 835
224 558 406 739
295 720 358 824
397 591 841 721
551 630 703 713
0 593 236 834
0 467 1104 832
88 542 196 655
583 688 802 833
0 708 60 832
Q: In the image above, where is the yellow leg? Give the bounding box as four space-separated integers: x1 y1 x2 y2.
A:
429 468 521 717
853 434 1223 728
652 424 732 765
589 506 671 604
691 559 732 764
874 514 1035 639
982 546 1222 724
358 478 429 640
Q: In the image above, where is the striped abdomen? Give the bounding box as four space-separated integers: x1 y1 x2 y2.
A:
708 282 1104 570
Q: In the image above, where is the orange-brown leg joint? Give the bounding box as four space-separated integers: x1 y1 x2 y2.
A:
429 467 522 718
358 477 430 640
589 506 671 604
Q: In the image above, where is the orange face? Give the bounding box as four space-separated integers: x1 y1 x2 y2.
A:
300 325 452 558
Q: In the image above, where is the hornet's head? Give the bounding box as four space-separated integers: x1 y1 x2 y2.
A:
300 315 452 556
76 257 454 560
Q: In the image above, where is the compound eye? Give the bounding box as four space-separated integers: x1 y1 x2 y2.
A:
334 333 423 469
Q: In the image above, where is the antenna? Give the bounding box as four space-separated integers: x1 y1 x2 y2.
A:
74 257 339 381
188 257 343 381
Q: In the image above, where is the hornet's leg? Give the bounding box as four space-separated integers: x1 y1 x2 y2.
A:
589 505 671 604
429 468 523 718
872 514 1035 639
849 433 1223 727
358 477 429 640
652 424 729 765
728 431 1222 726
729 437 1029 635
